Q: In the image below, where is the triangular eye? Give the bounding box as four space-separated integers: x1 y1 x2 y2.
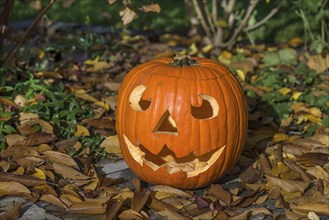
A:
129 85 151 111
191 94 219 119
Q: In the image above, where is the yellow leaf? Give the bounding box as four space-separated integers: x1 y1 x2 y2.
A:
84 56 99 65
75 125 90 137
202 44 213 54
32 168 46 180
309 107 322 118
326 101 329 108
221 50 233 59
279 87 291 96
0 182 31 197
273 133 289 143
236 69 246 82
303 114 322 124
120 7 138 25
291 92 302 100
94 100 110 111
72 88 99 103
13 167 25 175
189 43 198 55
100 135 121 154
288 37 303 47
217 19 227 28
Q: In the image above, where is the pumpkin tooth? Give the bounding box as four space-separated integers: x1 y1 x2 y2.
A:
124 135 226 177
186 145 226 178
123 135 145 166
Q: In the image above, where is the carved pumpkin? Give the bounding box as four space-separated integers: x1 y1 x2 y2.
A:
116 55 248 189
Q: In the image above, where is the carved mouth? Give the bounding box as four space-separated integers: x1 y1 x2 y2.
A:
123 135 226 178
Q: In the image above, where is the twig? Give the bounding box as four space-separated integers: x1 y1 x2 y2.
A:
244 4 281 32
212 0 217 23
200 0 216 36
0 0 57 68
0 0 15 56
220 0 260 48
192 0 212 38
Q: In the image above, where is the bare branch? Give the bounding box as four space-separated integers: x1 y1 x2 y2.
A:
0 0 57 67
220 0 260 48
212 0 217 23
244 4 281 32
0 0 15 56
201 0 216 36
192 0 212 38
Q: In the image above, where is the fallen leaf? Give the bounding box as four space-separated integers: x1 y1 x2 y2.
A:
42 151 79 169
100 135 121 154
106 198 124 220
118 209 147 220
0 172 46 187
150 185 193 199
207 184 231 206
266 175 309 193
40 194 67 209
52 162 92 180
120 7 138 25
67 201 106 214
75 125 90 137
139 3 160 13
0 202 23 220
307 53 329 73
291 199 329 215
0 181 31 197
132 190 151 212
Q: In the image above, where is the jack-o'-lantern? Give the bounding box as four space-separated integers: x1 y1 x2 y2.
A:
116 55 248 189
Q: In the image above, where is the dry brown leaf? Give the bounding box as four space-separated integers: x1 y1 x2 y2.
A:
21 132 56 147
132 190 151 212
0 97 19 109
100 135 121 155
0 172 47 187
108 0 116 4
291 199 329 215
285 209 304 220
106 198 124 220
42 151 79 169
296 153 329 166
67 201 106 214
307 53 329 73
40 194 67 209
266 175 309 193
306 165 329 180
0 181 31 197
120 7 138 25
230 210 251 220
163 197 193 210
60 194 82 207
207 184 231 206
82 117 115 129
0 201 23 220
193 210 218 220
118 209 148 220
4 134 26 147
239 166 261 183
52 162 92 180
20 118 53 134
140 3 161 13
150 185 193 199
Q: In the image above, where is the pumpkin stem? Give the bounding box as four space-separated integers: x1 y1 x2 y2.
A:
170 54 199 66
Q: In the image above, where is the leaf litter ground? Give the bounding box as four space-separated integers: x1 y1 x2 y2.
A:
0 23 328 219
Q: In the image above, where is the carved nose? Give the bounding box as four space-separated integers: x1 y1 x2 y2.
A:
153 110 178 135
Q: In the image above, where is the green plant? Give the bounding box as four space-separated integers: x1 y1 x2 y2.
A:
294 0 329 52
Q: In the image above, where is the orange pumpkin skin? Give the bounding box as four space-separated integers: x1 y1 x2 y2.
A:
116 56 248 189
